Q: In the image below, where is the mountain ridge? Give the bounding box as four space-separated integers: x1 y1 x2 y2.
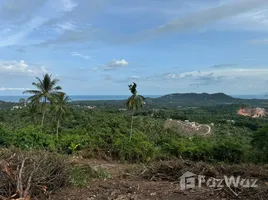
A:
156 92 235 101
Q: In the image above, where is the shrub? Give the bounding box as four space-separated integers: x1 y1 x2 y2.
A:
251 125 268 162
212 139 244 163
69 165 110 187
0 126 56 151
112 132 157 162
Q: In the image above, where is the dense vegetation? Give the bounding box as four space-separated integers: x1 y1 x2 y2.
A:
0 75 267 165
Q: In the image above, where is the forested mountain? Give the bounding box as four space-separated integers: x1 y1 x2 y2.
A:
149 93 268 108
157 93 234 102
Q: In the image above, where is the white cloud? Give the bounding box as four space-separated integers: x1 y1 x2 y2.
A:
71 52 91 59
61 0 78 12
57 22 77 31
0 60 47 76
37 25 107 47
228 9 268 31
162 68 268 81
0 16 47 47
103 59 129 71
130 75 140 79
126 0 268 42
0 87 30 91
0 0 80 48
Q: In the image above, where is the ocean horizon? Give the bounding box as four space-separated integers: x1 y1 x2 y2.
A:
0 95 161 102
1 94 268 102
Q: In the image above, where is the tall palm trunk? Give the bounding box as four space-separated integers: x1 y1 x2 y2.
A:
130 110 134 140
41 97 47 127
56 118 60 139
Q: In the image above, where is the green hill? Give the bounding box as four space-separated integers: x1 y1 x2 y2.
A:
149 93 268 107
157 93 234 102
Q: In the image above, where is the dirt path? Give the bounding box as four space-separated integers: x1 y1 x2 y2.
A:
176 120 211 136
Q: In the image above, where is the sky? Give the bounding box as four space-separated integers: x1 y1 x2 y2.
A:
1 0 268 95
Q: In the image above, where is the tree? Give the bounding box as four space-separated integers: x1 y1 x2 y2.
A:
20 101 40 125
23 74 62 127
252 125 268 162
18 98 26 107
126 83 145 140
53 92 70 139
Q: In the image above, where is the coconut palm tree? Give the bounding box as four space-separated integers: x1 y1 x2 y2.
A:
23 74 62 127
126 82 145 140
20 101 40 125
52 92 70 139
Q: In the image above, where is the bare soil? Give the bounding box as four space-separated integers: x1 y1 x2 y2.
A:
50 159 268 200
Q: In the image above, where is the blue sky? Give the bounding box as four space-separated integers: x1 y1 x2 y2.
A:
1 0 268 95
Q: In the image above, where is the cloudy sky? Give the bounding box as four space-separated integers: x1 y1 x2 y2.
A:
1 0 268 95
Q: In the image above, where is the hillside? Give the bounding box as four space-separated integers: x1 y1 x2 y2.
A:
149 93 268 107
156 92 234 102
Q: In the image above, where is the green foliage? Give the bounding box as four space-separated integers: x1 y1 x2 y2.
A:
251 125 268 162
23 73 63 127
0 97 268 164
126 82 145 111
69 165 110 187
0 125 56 151
68 143 80 154
112 132 157 162
212 139 244 163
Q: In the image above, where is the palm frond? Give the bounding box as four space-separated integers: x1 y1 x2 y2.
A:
27 93 43 103
51 93 70 119
23 90 41 95
50 78 60 87
53 85 62 91
35 77 44 88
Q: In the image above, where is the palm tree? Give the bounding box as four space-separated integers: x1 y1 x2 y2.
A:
126 82 145 140
21 101 40 125
53 92 70 139
23 74 62 127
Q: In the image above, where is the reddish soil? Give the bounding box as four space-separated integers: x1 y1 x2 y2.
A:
237 108 266 118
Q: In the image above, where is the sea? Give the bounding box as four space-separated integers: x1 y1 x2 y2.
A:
0 95 161 102
0 95 268 103
232 95 268 99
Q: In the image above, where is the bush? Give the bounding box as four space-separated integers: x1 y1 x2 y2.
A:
251 125 268 162
112 132 157 162
0 126 56 151
69 165 110 187
212 139 244 163
160 136 213 161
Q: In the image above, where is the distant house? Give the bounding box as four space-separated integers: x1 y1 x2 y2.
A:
11 106 23 110
87 106 96 109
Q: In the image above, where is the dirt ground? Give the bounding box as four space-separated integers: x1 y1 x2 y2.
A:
50 159 268 200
